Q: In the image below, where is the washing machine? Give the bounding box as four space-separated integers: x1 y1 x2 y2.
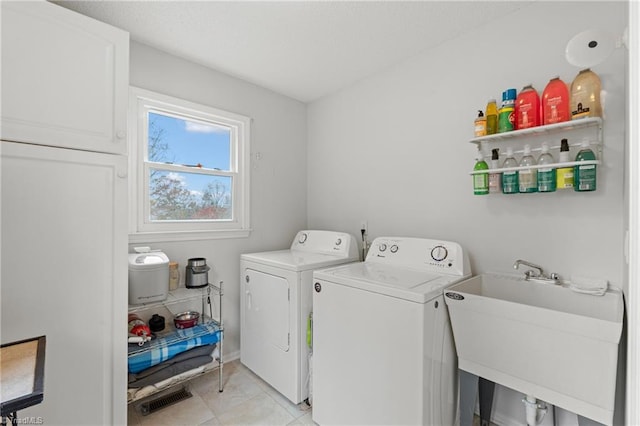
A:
312 236 471 425
240 230 359 404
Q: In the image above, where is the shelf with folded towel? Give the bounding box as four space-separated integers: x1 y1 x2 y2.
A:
127 282 224 404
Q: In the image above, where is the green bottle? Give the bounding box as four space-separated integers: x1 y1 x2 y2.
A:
574 139 597 191
473 149 489 195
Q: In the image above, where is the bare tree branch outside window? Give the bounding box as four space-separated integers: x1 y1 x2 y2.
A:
147 115 231 221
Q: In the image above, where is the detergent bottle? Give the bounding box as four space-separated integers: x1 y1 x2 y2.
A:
542 76 570 125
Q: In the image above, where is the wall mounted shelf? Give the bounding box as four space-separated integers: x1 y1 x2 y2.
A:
469 117 602 146
468 117 603 183
469 160 600 175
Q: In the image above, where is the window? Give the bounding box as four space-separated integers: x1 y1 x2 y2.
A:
129 87 251 242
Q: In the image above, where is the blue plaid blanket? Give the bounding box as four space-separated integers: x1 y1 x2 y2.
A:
128 322 222 373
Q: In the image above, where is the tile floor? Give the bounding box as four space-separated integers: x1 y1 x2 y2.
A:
127 359 313 425
127 359 491 426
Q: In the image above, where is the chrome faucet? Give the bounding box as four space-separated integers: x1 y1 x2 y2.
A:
513 259 559 283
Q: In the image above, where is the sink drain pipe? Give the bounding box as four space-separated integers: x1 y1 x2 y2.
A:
522 395 548 425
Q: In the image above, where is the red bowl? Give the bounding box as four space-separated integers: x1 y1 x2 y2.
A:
174 311 199 329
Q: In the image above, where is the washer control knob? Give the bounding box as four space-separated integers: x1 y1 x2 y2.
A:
298 233 308 244
390 245 399 253
378 243 387 252
431 245 448 262
335 238 342 246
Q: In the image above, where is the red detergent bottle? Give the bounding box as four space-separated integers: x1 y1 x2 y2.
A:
515 84 541 129
542 76 570 125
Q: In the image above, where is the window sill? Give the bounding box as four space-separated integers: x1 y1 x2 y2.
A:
129 229 251 243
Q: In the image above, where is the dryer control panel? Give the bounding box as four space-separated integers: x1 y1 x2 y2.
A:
290 230 359 259
366 237 470 277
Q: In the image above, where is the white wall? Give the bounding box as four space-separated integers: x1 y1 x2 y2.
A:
129 41 308 357
307 2 628 425
626 3 640 425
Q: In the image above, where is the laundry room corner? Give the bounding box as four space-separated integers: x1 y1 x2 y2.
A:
127 40 309 359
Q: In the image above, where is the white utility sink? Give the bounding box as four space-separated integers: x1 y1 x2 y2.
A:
444 273 624 426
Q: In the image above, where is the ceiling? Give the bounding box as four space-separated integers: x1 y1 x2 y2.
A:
54 1 533 103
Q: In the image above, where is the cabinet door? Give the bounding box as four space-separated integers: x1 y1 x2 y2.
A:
1 141 128 425
1 1 129 154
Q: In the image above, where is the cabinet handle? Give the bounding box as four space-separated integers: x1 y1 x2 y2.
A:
116 131 125 140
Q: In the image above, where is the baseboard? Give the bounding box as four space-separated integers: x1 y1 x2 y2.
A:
491 410 522 426
223 350 240 362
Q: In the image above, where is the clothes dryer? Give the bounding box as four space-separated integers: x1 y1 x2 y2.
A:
312 237 471 425
240 230 358 404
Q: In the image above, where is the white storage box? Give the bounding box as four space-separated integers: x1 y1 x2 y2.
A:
128 251 170 304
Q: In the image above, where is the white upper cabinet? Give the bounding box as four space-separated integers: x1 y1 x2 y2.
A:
1 1 129 154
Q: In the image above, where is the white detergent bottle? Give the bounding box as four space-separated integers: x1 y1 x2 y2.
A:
537 142 556 192
519 144 537 193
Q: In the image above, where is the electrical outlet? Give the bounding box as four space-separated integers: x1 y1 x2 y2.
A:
360 220 368 235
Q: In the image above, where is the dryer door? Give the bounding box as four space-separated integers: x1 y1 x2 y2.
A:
241 262 306 404
244 268 290 352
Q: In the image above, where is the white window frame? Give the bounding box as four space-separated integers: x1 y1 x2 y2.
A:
128 87 251 242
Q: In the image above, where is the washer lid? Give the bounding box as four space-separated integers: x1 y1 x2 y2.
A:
314 262 467 303
241 249 358 272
